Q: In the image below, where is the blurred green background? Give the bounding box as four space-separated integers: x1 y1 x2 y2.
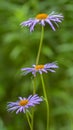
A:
0 0 73 130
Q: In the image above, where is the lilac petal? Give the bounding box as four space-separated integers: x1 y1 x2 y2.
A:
39 70 42 74
31 94 38 98
8 106 20 112
29 96 42 104
40 20 45 26
23 97 26 100
32 64 36 67
21 68 33 71
32 71 36 77
47 69 56 72
50 18 62 23
45 19 55 31
20 107 24 112
27 95 32 100
20 19 34 27
16 110 20 114
41 69 48 73
24 105 29 108
16 107 23 114
32 102 40 104
29 94 38 100
33 97 41 101
49 12 63 19
49 15 63 19
45 63 58 68
16 108 21 114
30 95 40 101
30 20 39 32
7 102 18 107
31 98 43 103
19 97 23 100
27 102 35 106
23 71 33 75
21 68 34 75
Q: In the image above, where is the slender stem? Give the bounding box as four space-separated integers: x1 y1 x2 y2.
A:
27 110 32 119
40 74 49 130
31 25 44 129
36 26 44 65
32 77 36 94
26 112 32 130
31 108 34 130
31 77 36 130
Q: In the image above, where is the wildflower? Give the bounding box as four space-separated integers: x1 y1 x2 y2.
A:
21 62 58 77
7 94 43 114
20 11 63 32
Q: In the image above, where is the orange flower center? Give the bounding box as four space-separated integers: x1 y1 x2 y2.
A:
35 65 44 70
36 13 48 20
19 99 28 106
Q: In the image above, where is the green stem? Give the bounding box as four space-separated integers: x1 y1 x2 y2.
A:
36 26 44 65
27 110 32 119
32 77 36 94
40 74 49 130
26 112 32 130
31 77 36 130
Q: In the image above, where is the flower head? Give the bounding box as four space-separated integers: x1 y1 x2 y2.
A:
20 11 63 32
7 94 43 114
21 62 58 77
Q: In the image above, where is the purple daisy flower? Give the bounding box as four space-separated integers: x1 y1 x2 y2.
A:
21 62 58 77
20 11 63 32
7 94 43 114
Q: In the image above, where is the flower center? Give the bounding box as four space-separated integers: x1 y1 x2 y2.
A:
36 13 48 20
35 65 44 70
19 99 28 106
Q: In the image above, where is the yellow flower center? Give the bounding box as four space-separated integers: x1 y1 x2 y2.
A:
35 65 44 70
19 99 28 106
36 13 48 20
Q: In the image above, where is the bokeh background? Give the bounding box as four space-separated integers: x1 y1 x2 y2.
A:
0 0 73 130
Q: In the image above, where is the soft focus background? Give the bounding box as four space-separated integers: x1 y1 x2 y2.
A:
0 0 73 130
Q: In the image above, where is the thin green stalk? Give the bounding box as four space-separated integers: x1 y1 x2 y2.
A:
36 26 44 65
26 112 32 130
31 77 36 130
27 110 32 119
32 77 36 95
40 74 49 130
31 108 34 130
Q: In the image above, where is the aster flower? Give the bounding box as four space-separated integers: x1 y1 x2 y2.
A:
7 94 43 114
21 62 58 77
20 11 63 32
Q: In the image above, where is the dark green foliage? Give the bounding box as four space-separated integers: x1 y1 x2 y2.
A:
0 0 73 130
